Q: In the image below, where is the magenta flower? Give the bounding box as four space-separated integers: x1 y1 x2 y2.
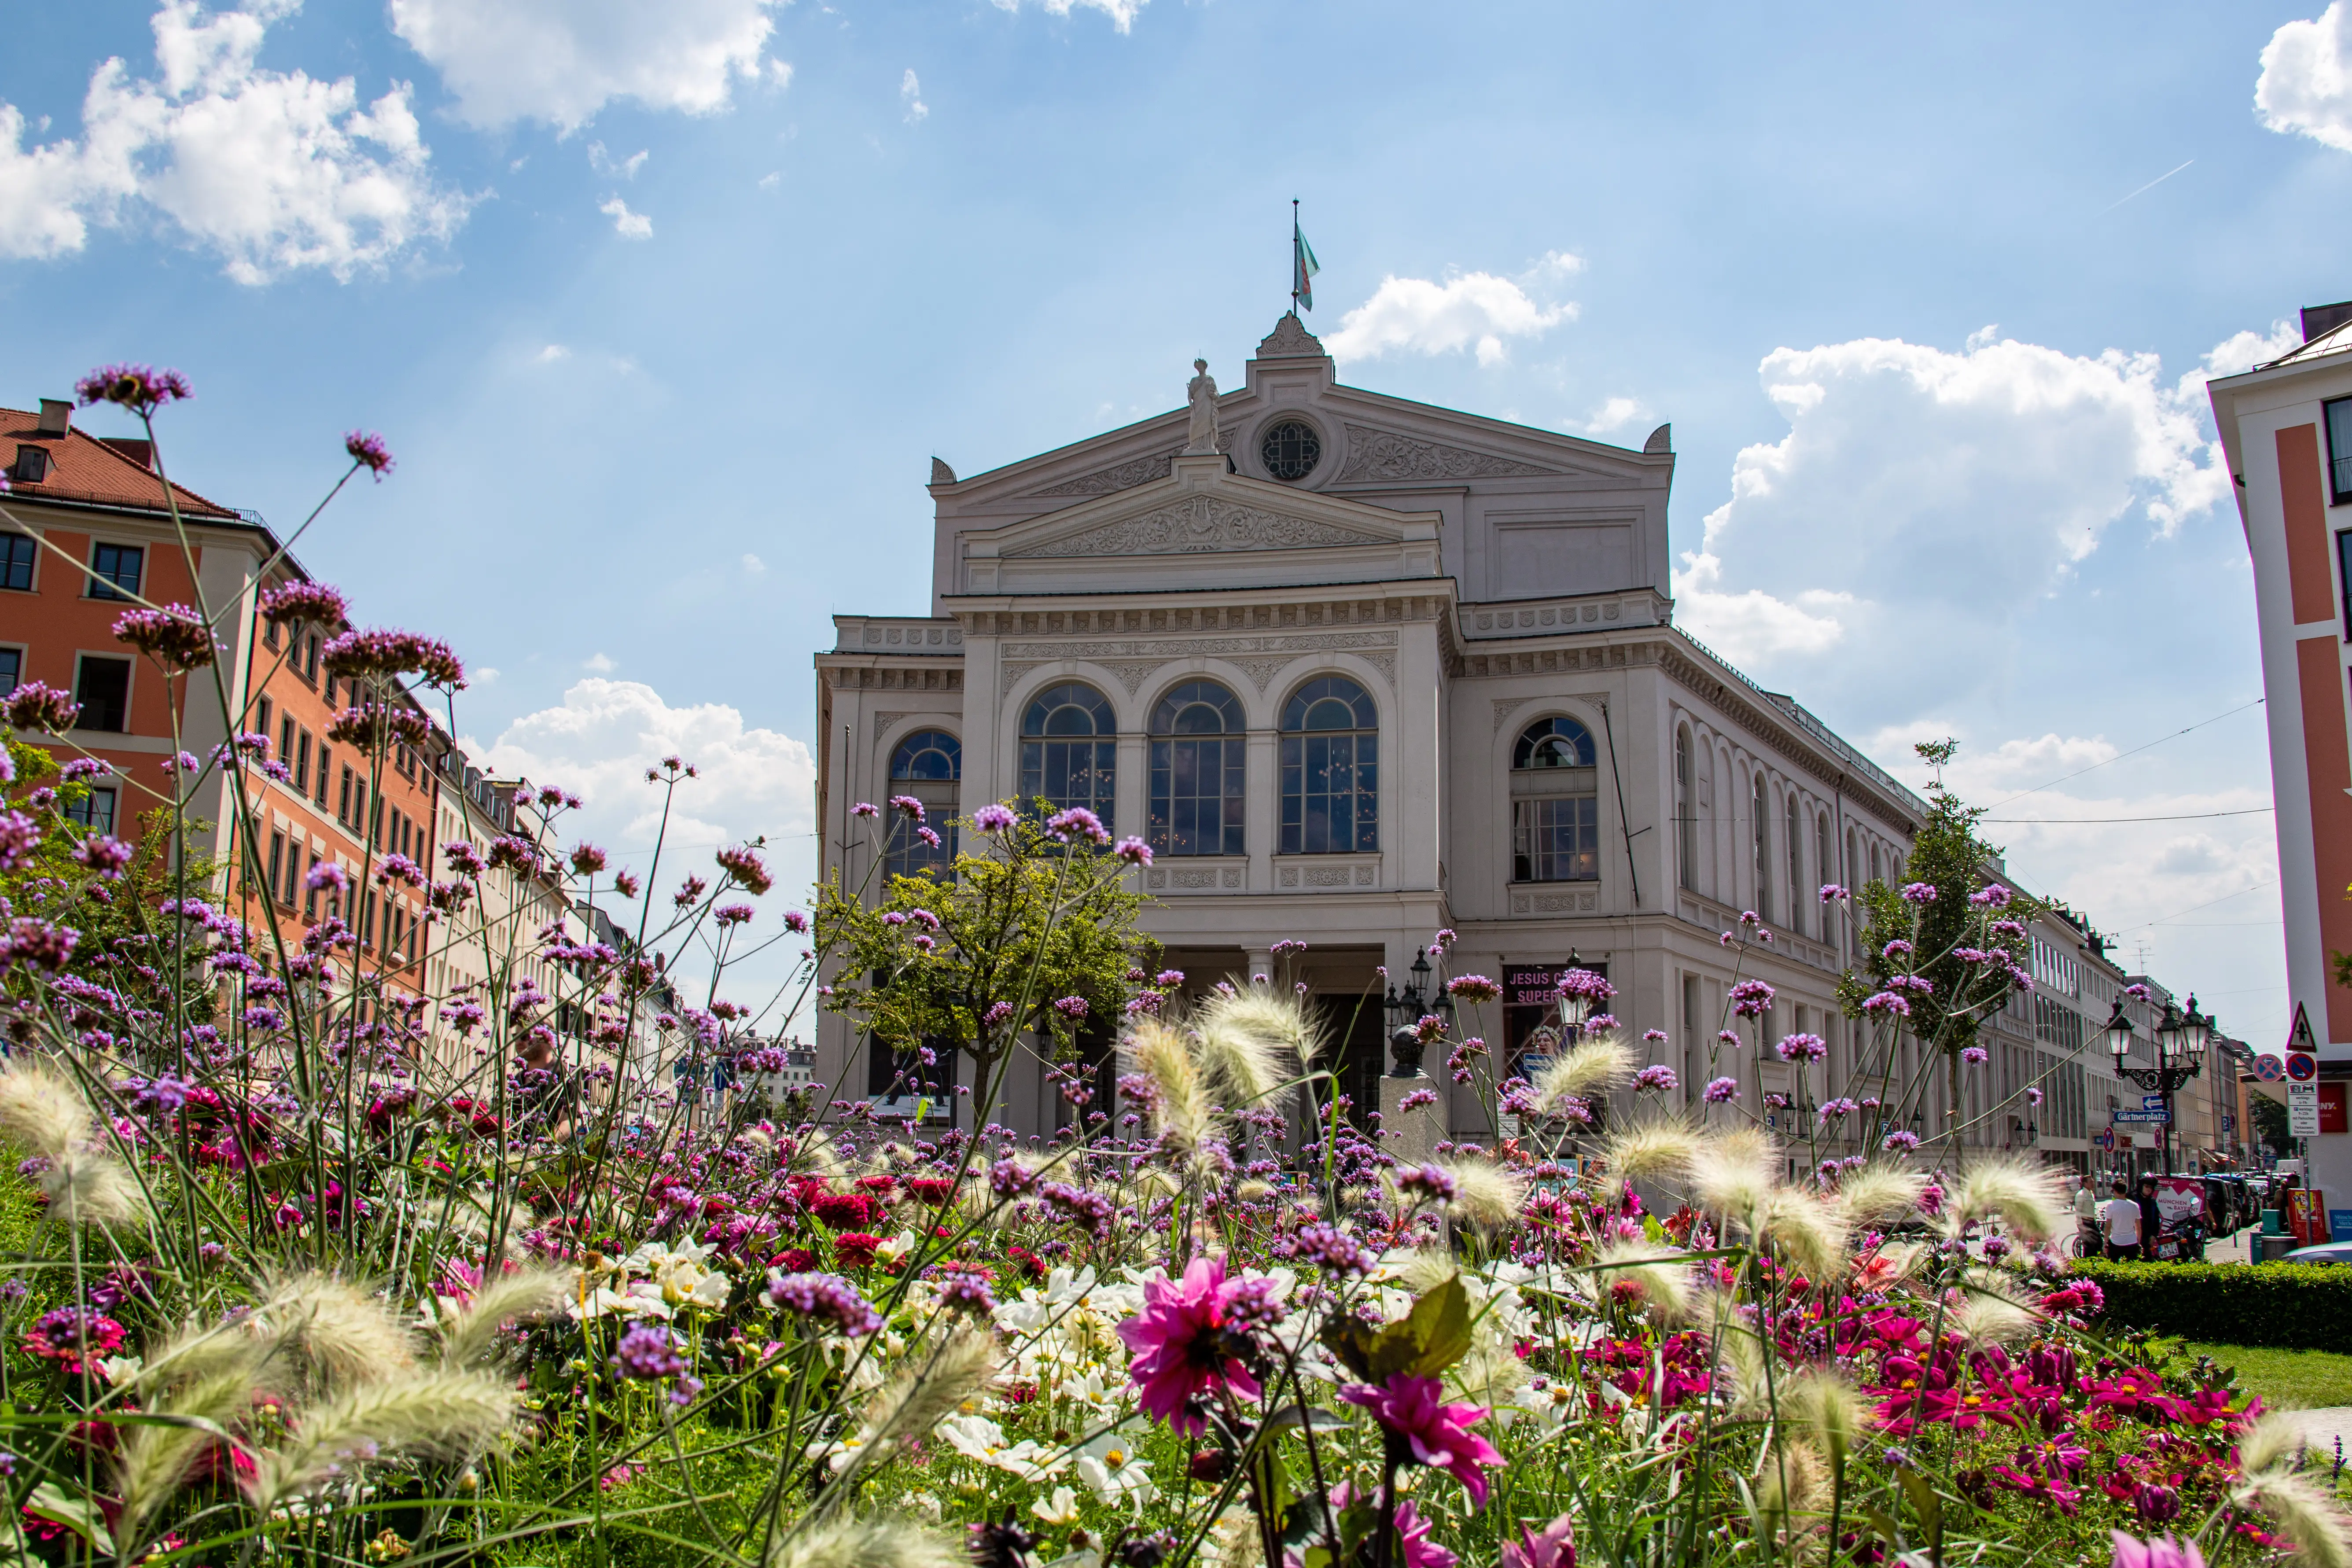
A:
1818 883 1848 902
1501 1514 1576 1568
1862 991 1911 1019
1045 806 1110 844
1774 1033 1826 1064
1340 1372 1503 1505
850 802 880 820
1445 974 1500 1003
2109 1532 2202 1568
1900 881 1938 904
1113 835 1152 865
76 364 190 413
1729 979 1775 1018
344 430 395 478
1634 1065 1677 1094
971 802 1017 833
888 794 926 821
1115 1255 1264 1435
1703 1076 1740 1104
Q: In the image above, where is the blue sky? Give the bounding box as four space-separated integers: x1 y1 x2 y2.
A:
9 0 2352 1036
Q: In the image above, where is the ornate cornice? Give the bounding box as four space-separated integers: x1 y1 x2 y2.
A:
1004 494 1390 559
957 594 1447 637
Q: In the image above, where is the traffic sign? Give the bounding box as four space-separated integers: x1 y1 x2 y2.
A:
2144 1094 2170 1110
2255 1055 2286 1082
2289 1051 2318 1083
2094 1129 2116 1151
2115 1109 2172 1124
2291 1080 2322 1137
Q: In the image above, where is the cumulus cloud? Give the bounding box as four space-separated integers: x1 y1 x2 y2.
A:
465 677 815 865
2258 4 2352 152
599 195 650 238
389 0 784 133
1673 329 2238 700
588 141 647 179
582 652 618 673
900 69 928 123
988 0 1147 32
1575 396 1647 437
1326 258 1579 367
740 552 767 575
0 0 469 282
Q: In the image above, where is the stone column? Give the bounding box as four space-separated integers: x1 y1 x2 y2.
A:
1114 732 1147 844
1381 1063 1448 1166
1247 727 1278 890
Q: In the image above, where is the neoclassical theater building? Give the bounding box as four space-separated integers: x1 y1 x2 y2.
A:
812 313 1925 1145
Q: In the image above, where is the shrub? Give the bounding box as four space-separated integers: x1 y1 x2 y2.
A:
2077 1259 2352 1349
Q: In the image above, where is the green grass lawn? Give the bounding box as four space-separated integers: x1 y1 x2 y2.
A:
2181 1341 2352 1408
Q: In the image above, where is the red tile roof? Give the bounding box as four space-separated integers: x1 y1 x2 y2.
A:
0 404 239 520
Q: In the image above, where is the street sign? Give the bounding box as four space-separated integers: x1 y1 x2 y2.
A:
2290 1080 2322 1137
2144 1094 2170 1110
2292 1003 2319 1053
2115 1109 2172 1125
2255 1055 2286 1082
2289 1051 2319 1083
2094 1128 2116 1151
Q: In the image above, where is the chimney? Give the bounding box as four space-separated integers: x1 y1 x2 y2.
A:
35 398 70 436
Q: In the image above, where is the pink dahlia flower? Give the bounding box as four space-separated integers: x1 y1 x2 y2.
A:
1339 1372 1503 1505
1115 1255 1262 1435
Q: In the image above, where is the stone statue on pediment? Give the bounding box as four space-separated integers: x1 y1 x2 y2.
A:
1184 359 1219 455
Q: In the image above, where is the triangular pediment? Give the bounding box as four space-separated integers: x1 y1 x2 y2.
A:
957 456 1440 595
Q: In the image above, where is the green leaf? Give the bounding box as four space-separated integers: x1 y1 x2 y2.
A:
1401 1275 1473 1379
24 1481 115 1554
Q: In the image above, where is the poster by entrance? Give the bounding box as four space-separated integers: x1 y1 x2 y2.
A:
1503 962 1608 1078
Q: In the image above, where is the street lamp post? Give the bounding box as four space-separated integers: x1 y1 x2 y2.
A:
2107 994 2212 1178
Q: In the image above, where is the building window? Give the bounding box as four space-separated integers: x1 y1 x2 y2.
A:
315 746 331 806
1280 675 1378 854
2329 396 2352 506
1259 420 1322 481
1751 773 1771 922
88 543 142 601
1815 812 1833 935
293 728 310 791
304 852 322 918
12 446 49 484
884 729 961 880
64 787 116 836
1511 717 1598 883
0 533 33 592
255 698 272 751
267 832 285 904
1785 795 1803 937
2340 530 2352 641
1019 683 1116 824
1148 680 1244 857
74 656 131 732
1675 725 1696 893
0 647 19 695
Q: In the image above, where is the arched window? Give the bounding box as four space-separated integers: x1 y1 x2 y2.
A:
1815 812 1833 933
1148 680 1244 856
1019 683 1116 825
1675 727 1697 893
1512 717 1598 883
1751 773 1771 922
1870 840 1885 887
1785 793 1803 937
1280 675 1377 854
884 729 960 880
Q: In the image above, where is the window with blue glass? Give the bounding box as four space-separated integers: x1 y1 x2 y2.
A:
1019 683 1116 825
0 533 33 592
884 729 961 881
2328 397 2352 507
0 647 19 694
1279 676 1377 854
1148 680 1244 856
88 543 141 601
1511 717 1599 882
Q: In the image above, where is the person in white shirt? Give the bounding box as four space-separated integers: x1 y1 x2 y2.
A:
2073 1178 2101 1254
2102 1179 2143 1260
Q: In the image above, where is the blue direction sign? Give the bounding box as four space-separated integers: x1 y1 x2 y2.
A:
2114 1109 2172 1125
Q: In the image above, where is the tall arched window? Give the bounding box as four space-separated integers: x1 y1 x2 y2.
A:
884 729 960 880
1675 727 1697 893
1870 840 1885 887
1815 812 1833 931
1785 794 1803 937
1751 773 1772 921
1019 683 1116 825
1148 680 1244 856
1280 675 1378 854
1512 717 1598 883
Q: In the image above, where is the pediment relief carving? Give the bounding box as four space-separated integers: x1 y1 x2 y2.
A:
1003 494 1393 559
1020 428 1245 498
1336 423 1557 482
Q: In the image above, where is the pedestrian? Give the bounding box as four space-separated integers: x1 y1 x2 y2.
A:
2102 1179 2143 1261
2072 1175 2099 1255
2137 1173 2163 1261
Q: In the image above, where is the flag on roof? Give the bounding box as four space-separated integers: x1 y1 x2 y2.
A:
1293 215 1319 312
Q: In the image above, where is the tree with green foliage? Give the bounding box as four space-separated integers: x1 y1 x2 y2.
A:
811 803 1156 1103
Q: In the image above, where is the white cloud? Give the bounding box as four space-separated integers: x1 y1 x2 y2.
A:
2259 4 2352 152
987 0 1147 33
389 0 783 133
583 651 617 673
464 676 815 868
536 343 569 361
1673 330 2235 699
1575 395 1646 436
757 170 780 189
740 552 767 575
0 0 469 282
900 69 928 123
473 666 501 685
588 140 647 179
599 195 650 239
1326 261 1577 367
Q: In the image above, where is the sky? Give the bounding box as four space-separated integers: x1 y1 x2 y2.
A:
8 0 2352 1039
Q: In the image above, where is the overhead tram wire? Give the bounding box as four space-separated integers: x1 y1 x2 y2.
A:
1985 806 2273 824
1983 697 2265 810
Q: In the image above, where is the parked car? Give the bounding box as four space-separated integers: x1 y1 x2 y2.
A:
2282 1241 2352 1264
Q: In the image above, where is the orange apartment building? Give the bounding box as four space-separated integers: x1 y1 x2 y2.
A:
0 394 440 1001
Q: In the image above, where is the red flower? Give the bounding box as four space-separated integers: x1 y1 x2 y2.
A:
832 1232 882 1268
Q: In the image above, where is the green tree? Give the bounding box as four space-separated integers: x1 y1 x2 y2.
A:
811 806 1156 1102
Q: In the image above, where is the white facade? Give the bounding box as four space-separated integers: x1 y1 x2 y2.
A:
813 315 1926 1141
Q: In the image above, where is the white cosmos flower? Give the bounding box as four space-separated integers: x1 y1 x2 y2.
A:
935 1414 1009 1462
1075 1430 1157 1509
1030 1486 1083 1526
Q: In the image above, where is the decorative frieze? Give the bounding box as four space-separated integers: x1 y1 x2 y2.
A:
959 596 1444 637
1275 858 1379 888
1336 424 1554 483
822 665 963 692
1006 496 1390 559
1145 863 1246 891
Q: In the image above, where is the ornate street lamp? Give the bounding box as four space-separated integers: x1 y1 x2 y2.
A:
2110 993 2203 1176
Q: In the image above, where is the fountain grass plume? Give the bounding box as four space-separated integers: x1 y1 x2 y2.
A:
114 1361 274 1550
1833 1164 1928 1228
438 1268 571 1369
1194 987 1320 1105
0 1057 144 1226
1532 1031 1636 1110
1691 1126 1778 1220
1589 1238 1696 1323
1599 1118 1704 1183
1756 1187 1845 1283
1782 1366 1869 1462
854 1322 999 1455
765 1515 964 1568
1435 1156 1527 1228
2234 1465 2352 1568
1124 1016 1213 1154
2238 1411 2312 1476
252 1271 418 1393
1943 1156 2072 1242
243 1368 519 1509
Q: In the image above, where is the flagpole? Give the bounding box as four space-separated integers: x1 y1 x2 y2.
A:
1291 199 1300 313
